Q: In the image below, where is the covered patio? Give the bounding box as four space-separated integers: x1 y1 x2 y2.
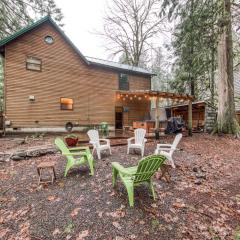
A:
116 90 194 136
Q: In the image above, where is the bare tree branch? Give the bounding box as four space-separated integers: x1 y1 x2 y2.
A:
99 0 165 66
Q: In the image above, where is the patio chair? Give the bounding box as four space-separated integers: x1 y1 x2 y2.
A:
154 133 182 168
87 129 111 160
127 128 147 157
112 154 166 207
55 138 94 177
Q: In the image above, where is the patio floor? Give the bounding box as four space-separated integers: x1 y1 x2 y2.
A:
0 133 239 239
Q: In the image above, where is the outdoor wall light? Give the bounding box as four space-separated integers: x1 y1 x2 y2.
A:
29 95 35 101
5 120 11 126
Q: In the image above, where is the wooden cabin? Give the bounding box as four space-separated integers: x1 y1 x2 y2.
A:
0 16 153 132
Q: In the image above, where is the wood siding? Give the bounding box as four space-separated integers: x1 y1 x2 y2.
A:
116 75 151 126
116 98 150 126
4 22 151 129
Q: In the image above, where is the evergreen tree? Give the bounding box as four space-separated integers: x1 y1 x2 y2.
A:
0 0 63 38
162 0 240 136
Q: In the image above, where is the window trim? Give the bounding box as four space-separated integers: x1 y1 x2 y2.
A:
26 56 42 72
118 73 129 90
44 35 54 45
60 97 74 111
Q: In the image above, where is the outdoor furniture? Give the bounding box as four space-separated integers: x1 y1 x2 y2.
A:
87 129 111 160
100 122 109 135
132 120 155 133
123 125 131 131
55 138 94 177
127 128 147 157
37 162 56 184
112 154 166 207
154 133 183 168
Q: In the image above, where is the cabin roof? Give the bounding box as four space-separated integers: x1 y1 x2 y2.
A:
0 16 153 76
86 56 153 76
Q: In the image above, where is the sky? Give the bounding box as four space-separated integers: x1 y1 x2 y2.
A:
55 0 173 63
55 0 108 59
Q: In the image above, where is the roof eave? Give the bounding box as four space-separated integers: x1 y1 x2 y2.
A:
88 61 154 77
0 16 90 65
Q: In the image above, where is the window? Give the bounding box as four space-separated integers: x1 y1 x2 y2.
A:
60 98 73 110
119 73 129 90
44 35 54 45
26 56 42 71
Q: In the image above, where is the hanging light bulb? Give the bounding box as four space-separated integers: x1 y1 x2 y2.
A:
126 94 128 98
138 97 142 100
134 95 137 98
130 97 133 100
144 95 148 98
123 97 126 101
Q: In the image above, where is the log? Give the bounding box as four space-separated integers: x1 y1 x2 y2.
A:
0 145 58 162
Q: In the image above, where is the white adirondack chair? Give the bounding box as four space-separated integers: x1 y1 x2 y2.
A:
87 129 111 160
154 133 182 168
127 128 147 157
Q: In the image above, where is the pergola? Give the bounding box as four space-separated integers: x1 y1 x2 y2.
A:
117 90 195 136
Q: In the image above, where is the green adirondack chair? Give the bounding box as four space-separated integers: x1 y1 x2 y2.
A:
55 137 94 177
112 154 166 207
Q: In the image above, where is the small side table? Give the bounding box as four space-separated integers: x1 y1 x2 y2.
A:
37 162 56 185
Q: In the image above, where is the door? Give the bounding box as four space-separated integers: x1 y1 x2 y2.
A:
115 107 123 129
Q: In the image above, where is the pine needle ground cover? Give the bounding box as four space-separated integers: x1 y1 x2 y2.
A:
0 134 239 239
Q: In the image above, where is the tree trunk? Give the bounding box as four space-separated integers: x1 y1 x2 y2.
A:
216 0 240 135
210 45 215 105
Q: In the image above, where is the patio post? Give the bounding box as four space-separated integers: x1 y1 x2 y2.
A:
188 100 193 136
155 96 160 130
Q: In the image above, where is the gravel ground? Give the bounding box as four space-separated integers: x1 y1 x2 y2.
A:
0 133 240 240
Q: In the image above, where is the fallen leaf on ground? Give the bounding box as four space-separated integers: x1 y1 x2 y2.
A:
64 222 74 234
52 228 61 236
47 195 57 201
173 199 186 209
106 210 125 218
76 230 89 240
70 208 81 218
0 228 10 238
97 211 103 218
112 221 122 229
151 203 158 208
